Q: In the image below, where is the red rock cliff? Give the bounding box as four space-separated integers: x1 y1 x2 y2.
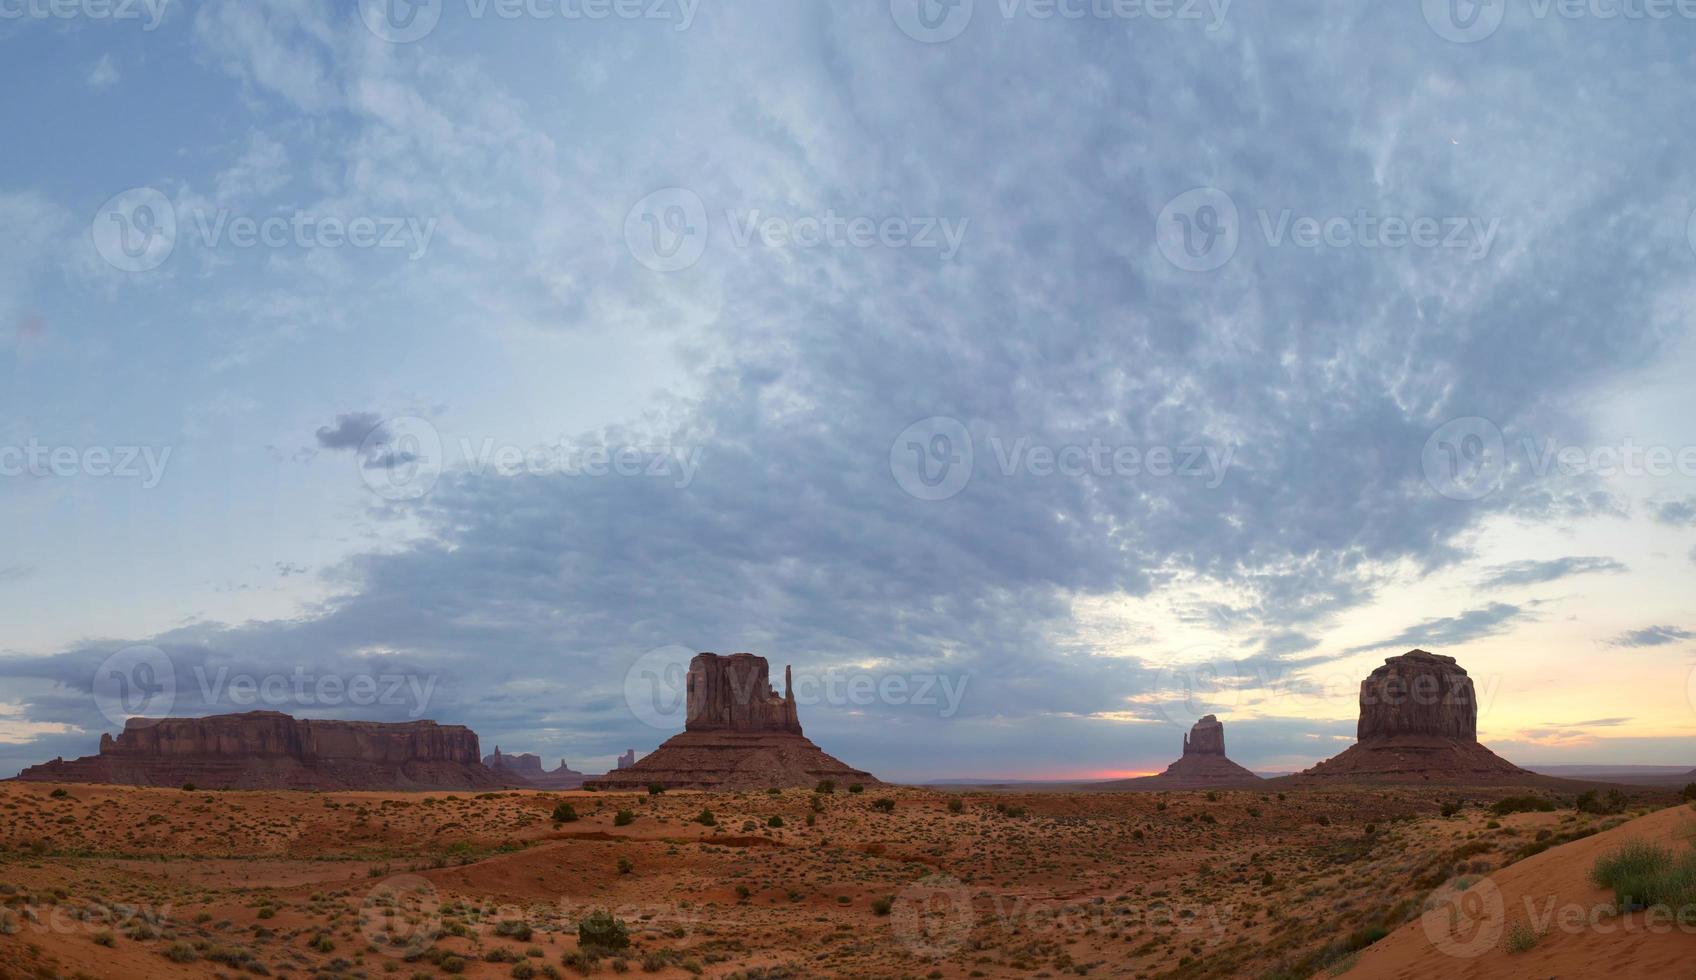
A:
1357 649 1478 742
684 652 802 735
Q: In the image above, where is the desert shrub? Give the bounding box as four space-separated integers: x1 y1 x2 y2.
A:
848 784 864 794
1575 789 1628 815
647 783 665 795
1590 839 1696 914
1440 801 1461 818
578 909 630 951
163 941 198 963
1490 796 1556 816
1683 782 1696 803
616 857 633 875
694 809 716 826
511 962 537 979
947 797 963 813
440 955 468 974
815 780 836 794
1504 920 1542 953
871 896 893 916
871 798 895 813
552 802 579 823
767 815 783 828
614 809 635 826
809 795 824 812
496 920 534 941
1315 814 1331 827
181 782 196 791
805 813 815 826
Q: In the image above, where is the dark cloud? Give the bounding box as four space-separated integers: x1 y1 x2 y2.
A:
1344 603 1535 656
1650 497 1696 527
1478 556 1626 590
1610 626 1694 648
314 412 386 451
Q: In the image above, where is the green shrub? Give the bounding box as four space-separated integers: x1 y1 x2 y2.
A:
871 798 895 813
1683 782 1696 803
815 780 836 794
181 782 195 792
614 809 635 827
163 942 198 963
1490 796 1555 817
647 783 665 795
1503 919 1541 953
578 909 630 951
552 802 579 824
617 857 633 875
767 815 784 828
495 920 534 941
947 797 963 813
871 896 893 916
1590 839 1696 914
1576 789 1628 815
694 809 716 826
848 784 864 794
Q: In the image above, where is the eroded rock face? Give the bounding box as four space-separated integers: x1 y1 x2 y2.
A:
1357 649 1477 742
589 651 875 791
685 652 802 735
17 710 508 790
1183 715 1227 756
484 748 587 789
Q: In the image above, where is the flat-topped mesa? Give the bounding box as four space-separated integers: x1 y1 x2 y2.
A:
685 652 802 735
1183 715 1228 756
16 710 508 791
484 748 586 789
1357 649 1477 742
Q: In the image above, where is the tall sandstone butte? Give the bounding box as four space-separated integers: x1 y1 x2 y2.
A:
16 710 512 791
1099 714 1261 790
1300 649 1528 783
587 652 875 791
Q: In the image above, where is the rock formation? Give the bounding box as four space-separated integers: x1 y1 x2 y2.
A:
16 711 511 791
1298 650 1529 783
1099 715 1261 790
616 749 637 770
484 747 587 790
587 652 876 791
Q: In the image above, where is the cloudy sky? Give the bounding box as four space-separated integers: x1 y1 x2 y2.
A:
2 0 1694 782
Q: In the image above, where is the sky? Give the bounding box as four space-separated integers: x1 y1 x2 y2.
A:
1 0 1694 783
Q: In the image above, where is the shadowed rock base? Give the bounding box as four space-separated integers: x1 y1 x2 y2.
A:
1297 735 1529 783
584 731 876 791
1098 715 1263 790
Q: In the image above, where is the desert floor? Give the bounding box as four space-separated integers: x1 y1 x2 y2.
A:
0 782 1689 979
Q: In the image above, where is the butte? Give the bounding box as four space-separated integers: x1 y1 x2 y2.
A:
586 652 876 791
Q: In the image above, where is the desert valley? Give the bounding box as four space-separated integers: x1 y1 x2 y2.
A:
3 651 1692 979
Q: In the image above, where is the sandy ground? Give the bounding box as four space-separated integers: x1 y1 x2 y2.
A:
1339 800 1696 980
0 781 1685 978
